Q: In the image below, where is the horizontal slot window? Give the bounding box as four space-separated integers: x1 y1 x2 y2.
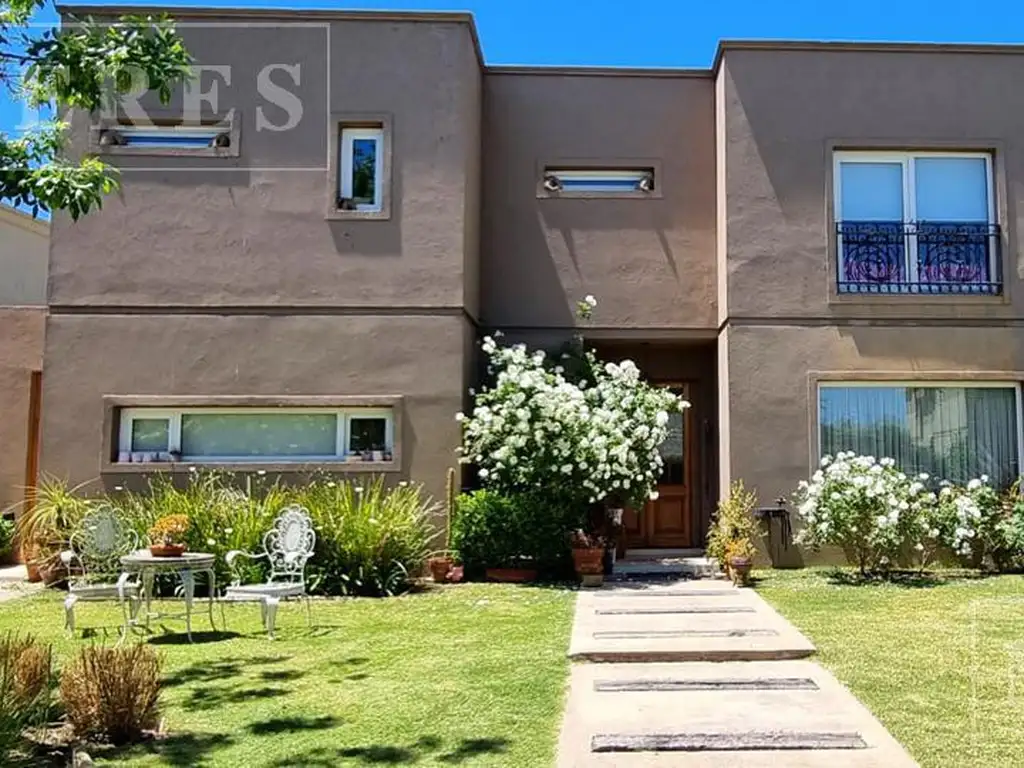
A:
818 383 1021 487
117 407 394 464
543 168 655 194
98 124 233 151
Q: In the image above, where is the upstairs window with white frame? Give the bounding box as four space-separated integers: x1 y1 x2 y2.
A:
834 152 1000 295
338 127 384 212
117 407 394 464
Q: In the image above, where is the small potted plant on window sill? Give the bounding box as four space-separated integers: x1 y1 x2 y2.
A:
569 529 606 588
149 514 190 557
725 537 756 587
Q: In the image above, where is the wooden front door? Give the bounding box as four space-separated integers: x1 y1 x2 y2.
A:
621 383 695 549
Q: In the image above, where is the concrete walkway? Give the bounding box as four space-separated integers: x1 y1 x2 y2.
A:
0 564 38 603
557 578 917 767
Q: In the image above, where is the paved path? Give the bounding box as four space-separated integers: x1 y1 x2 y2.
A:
0 564 39 603
557 578 917 767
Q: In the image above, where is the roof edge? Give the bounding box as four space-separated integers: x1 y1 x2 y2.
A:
0 205 49 237
486 65 711 78
56 4 485 68
712 38 1024 74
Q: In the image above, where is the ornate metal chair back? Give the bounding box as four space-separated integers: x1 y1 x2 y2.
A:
70 505 138 579
263 506 316 583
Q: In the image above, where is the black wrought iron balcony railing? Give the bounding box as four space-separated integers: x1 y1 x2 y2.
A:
836 221 1002 295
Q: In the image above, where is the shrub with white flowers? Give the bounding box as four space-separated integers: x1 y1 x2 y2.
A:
457 320 686 511
934 476 1000 564
794 451 937 573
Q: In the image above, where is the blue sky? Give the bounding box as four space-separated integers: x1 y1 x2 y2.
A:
4 0 1024 138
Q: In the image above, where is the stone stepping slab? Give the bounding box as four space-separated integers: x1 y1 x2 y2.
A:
591 730 868 752
595 606 755 615
594 629 778 640
594 677 819 692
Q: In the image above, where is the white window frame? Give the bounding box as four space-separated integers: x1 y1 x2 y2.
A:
339 127 384 212
833 151 996 285
816 381 1023 477
118 407 395 463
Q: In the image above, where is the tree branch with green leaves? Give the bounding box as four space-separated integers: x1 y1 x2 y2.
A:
1 0 192 219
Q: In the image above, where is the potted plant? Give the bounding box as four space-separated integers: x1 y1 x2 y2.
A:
426 468 459 583
725 537 756 586
570 529 606 587
13 476 94 584
707 480 758 579
148 514 190 557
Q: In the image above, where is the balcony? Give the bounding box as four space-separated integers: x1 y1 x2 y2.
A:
836 221 1002 295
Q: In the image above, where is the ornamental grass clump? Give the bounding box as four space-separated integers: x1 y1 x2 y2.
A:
0 633 54 761
458 306 686 512
60 645 161 745
794 451 937 573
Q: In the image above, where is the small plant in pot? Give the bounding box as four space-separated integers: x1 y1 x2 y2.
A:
148 514 190 557
725 537 756 587
569 529 606 587
426 467 459 583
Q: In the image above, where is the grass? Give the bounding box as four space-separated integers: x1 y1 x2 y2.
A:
756 568 1024 768
0 584 575 767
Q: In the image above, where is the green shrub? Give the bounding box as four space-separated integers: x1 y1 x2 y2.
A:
60 644 161 745
452 490 580 578
117 472 285 588
0 517 14 563
707 480 758 569
296 476 438 596
0 633 54 761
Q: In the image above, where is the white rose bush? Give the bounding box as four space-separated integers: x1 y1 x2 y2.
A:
457 325 686 513
795 452 1021 574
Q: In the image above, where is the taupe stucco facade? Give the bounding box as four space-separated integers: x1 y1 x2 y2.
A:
39 6 1024 556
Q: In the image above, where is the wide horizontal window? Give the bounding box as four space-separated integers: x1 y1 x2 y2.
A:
542 168 655 194
819 383 1021 487
834 151 1000 295
117 408 394 464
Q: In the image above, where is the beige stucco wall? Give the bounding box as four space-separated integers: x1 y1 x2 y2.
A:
481 71 717 330
0 308 45 518
718 47 1024 322
0 206 48 306
41 314 467 504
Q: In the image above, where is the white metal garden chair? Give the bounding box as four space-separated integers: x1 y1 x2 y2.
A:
60 505 141 641
224 505 316 639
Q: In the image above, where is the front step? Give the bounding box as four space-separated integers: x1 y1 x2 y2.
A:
613 555 718 579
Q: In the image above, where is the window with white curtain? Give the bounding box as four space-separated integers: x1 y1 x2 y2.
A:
818 383 1021 487
117 407 394 463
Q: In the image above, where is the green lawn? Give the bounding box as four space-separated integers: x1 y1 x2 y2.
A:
1 584 575 767
757 568 1024 768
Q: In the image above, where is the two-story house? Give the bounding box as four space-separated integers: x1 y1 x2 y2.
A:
40 6 1024 562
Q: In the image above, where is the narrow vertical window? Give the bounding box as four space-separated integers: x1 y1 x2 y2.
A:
339 127 383 212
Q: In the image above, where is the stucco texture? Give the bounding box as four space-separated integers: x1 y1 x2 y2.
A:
0 308 45 517
482 73 716 330
40 314 468 503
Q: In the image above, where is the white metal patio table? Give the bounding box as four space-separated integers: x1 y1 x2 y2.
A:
120 551 218 642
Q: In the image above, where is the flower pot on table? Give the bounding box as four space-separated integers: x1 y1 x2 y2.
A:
149 543 187 558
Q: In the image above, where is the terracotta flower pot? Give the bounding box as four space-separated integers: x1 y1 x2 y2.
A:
728 556 752 587
572 547 604 576
150 543 187 558
485 567 538 583
427 556 454 583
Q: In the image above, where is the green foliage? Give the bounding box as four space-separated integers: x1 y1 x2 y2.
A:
1 6 193 218
0 517 14 563
60 644 161 745
295 476 438 596
12 475 95 564
706 480 758 568
0 632 54 761
451 490 581 577
117 472 285 589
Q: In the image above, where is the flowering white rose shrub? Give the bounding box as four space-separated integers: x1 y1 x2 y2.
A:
458 335 687 511
934 476 1000 564
794 452 938 573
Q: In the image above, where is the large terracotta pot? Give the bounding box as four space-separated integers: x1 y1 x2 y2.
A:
427 556 454 583
572 547 605 576
728 556 752 587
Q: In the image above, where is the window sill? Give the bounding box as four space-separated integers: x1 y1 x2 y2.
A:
325 207 390 221
101 460 401 475
828 291 1007 306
